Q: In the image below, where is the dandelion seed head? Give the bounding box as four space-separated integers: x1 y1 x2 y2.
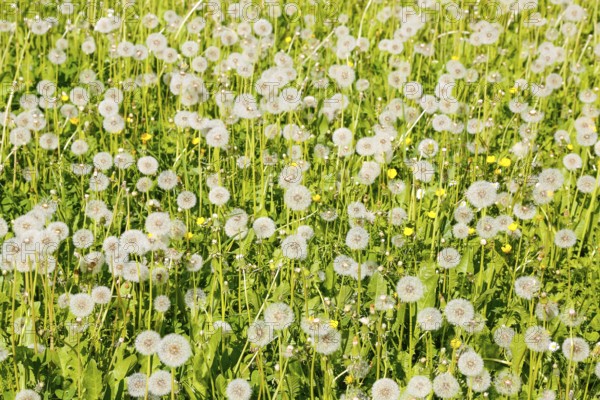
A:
445 298 474 327
396 276 424 303
127 373 147 398
157 333 192 367
432 372 460 399
226 379 252 400
493 370 522 397
148 370 172 396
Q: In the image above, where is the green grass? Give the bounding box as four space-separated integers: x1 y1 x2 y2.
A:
0 0 599 399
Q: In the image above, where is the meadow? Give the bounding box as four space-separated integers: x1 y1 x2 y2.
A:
0 0 599 399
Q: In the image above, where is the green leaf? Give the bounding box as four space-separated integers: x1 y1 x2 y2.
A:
367 272 388 298
83 360 103 400
418 262 437 309
112 354 137 381
509 333 527 374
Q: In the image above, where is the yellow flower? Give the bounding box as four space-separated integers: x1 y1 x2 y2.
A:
329 320 338 329
498 157 511 167
185 232 193 239
501 243 512 253
494 168 502 175
508 222 518 231
468 227 475 235
312 194 321 202
387 168 397 179
451 55 459 60
344 375 354 384
196 217 205 225
435 188 446 197
192 137 201 145
405 137 413 145
61 93 69 101
403 227 414 236
566 144 574 150
509 87 518 94
147 233 153 238
427 211 436 218
141 133 152 142
69 117 79 124
486 155 496 163
347 61 354 67
285 36 292 43
450 338 462 349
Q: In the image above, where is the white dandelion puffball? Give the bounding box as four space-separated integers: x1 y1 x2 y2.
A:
69 293 94 318
396 276 425 303
444 298 474 327
371 378 400 400
157 333 192 367
226 379 252 400
135 330 161 356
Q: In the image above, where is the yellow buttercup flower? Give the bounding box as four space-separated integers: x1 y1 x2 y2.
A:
387 168 398 179
501 243 512 253
450 338 462 349
69 117 79 124
509 87 518 94
185 232 193 239
405 137 413 145
403 227 414 236
285 36 292 43
486 155 496 163
344 375 354 384
329 320 338 329
192 137 201 145
61 93 69 101
451 55 459 60
498 157 511 167
196 217 205 225
508 222 518 231
566 144 574 150
312 194 321 202
427 211 437 218
468 227 475 235
141 133 152 142
435 188 446 197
